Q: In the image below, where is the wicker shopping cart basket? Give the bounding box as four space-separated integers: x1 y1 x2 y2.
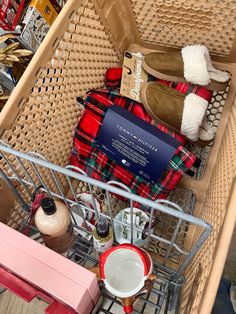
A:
0 0 236 313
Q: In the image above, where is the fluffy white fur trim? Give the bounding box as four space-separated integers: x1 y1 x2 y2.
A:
181 45 210 85
201 46 230 82
181 93 208 141
181 45 230 85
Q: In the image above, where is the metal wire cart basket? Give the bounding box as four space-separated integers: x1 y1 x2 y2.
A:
1 0 236 313
0 141 212 313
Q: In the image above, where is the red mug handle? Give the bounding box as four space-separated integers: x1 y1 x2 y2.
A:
0 267 77 314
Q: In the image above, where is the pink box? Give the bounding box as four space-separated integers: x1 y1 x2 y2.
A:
0 222 100 313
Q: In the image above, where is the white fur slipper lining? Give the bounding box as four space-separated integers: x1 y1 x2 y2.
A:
181 93 208 141
181 45 230 86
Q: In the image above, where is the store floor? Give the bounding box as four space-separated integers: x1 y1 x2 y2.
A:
0 290 47 314
0 286 236 313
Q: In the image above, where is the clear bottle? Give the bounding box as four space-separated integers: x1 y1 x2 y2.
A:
93 216 113 258
35 197 75 253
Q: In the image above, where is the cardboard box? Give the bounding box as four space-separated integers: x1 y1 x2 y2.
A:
120 51 148 103
18 0 59 51
96 105 180 183
0 222 100 313
0 68 15 90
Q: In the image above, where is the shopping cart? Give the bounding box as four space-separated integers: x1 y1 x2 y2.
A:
0 0 236 313
0 141 212 313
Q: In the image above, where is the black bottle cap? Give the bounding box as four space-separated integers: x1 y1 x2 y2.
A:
40 197 56 215
96 216 109 238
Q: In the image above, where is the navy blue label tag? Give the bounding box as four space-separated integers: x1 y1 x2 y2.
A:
95 105 180 183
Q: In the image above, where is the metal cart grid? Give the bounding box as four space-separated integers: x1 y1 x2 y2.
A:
0 141 212 314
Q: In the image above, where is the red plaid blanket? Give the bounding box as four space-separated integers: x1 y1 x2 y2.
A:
70 88 197 207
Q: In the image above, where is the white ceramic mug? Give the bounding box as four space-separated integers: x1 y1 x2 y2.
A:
99 244 154 313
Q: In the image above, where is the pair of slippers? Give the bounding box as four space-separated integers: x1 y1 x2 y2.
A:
141 45 230 145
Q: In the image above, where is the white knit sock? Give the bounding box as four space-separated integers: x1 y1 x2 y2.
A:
181 93 208 141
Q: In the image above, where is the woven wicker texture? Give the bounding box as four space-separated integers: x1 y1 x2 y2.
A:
1 1 236 313
190 87 229 180
149 188 196 266
1 0 119 227
180 95 236 313
130 0 236 56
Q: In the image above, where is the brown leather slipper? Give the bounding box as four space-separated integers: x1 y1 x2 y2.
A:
141 82 214 146
143 46 230 92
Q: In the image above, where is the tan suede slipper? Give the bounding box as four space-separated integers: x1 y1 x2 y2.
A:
143 45 230 91
142 82 214 146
